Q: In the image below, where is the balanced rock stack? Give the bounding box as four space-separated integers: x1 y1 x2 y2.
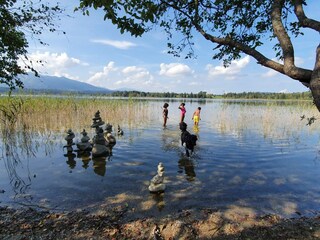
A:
148 162 166 193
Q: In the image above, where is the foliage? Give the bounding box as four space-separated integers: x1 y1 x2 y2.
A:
221 91 313 100
0 0 64 91
0 97 23 128
109 90 208 98
108 90 312 100
1 87 312 100
76 0 319 86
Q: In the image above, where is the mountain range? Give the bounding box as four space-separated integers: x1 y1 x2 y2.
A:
2 74 113 94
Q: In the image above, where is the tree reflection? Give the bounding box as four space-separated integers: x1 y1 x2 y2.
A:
1 127 38 201
151 192 165 211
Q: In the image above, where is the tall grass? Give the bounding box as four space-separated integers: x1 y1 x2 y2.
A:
0 96 150 134
0 95 152 194
210 100 319 139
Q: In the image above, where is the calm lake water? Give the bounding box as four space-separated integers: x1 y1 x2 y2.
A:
1 98 320 218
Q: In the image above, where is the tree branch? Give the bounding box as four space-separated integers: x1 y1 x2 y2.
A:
293 0 320 31
312 44 320 79
271 1 295 71
193 20 312 84
269 0 313 84
162 0 313 85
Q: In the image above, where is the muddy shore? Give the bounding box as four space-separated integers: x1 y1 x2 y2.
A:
1 205 320 239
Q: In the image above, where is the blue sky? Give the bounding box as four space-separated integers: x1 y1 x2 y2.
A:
24 0 319 94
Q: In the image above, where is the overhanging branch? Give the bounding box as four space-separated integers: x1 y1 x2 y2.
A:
194 24 312 85
162 0 313 85
293 0 320 31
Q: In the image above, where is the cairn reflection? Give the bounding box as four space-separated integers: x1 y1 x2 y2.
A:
63 110 118 176
66 153 76 169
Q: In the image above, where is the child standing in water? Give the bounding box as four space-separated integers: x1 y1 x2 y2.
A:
162 103 169 127
192 107 201 126
178 103 186 123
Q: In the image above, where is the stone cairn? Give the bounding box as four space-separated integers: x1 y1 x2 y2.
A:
91 110 110 158
105 122 116 147
64 129 75 154
64 129 76 169
105 123 113 133
117 125 124 136
63 110 118 163
76 129 92 152
148 162 166 193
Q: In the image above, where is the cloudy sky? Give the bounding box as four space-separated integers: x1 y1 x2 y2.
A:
24 0 319 94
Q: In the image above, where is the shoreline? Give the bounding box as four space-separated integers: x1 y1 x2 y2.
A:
1 205 320 239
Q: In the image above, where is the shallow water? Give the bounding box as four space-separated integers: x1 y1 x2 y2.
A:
1 98 320 218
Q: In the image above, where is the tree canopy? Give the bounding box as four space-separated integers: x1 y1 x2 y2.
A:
0 0 64 91
76 0 320 110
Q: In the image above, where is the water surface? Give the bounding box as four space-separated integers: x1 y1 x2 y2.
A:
0 98 319 218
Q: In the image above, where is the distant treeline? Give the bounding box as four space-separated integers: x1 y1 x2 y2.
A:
0 87 313 100
221 91 312 100
109 91 209 98
109 90 313 100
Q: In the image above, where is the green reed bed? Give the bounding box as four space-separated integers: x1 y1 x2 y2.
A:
0 96 150 134
0 95 152 162
212 100 319 139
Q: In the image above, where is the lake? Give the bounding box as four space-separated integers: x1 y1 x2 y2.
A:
0 97 320 219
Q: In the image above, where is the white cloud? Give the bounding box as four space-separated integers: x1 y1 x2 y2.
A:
91 39 137 49
279 89 289 93
20 51 87 80
119 66 154 86
159 63 194 77
206 55 250 78
122 66 143 74
87 62 154 90
189 81 201 86
87 61 118 85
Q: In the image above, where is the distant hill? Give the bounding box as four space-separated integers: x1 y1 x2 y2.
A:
0 74 113 94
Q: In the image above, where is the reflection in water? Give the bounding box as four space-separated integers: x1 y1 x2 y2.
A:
193 125 199 134
92 156 107 176
1 98 320 217
64 147 114 176
77 151 91 169
151 192 165 211
65 153 76 169
63 131 115 175
178 157 197 181
161 128 180 152
92 146 114 176
1 127 39 200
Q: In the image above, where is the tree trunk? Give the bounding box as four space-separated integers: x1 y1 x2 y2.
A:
310 44 320 112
